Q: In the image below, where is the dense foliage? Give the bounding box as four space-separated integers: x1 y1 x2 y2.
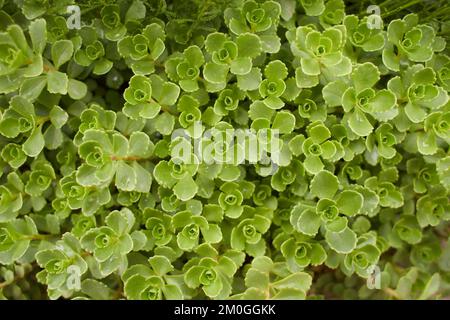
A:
0 0 449 300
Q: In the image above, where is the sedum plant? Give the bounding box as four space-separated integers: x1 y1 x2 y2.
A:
0 0 449 301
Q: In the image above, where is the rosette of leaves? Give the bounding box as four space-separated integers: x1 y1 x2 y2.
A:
76 129 154 193
80 209 136 276
59 172 111 216
0 0 449 301
258 60 289 109
233 256 312 299
416 190 450 228
337 160 364 186
74 103 117 145
123 74 180 120
184 252 241 299
324 62 397 137
230 206 272 257
393 268 441 300
1 143 27 169
298 0 325 16
123 255 184 300
295 89 327 122
118 23 166 75
0 173 25 222
0 20 45 93
55 141 77 176
344 15 385 52
248 112 295 167
0 217 37 265
290 170 363 253
252 182 278 209
24 159 55 197
393 215 422 245
142 209 174 251
203 32 262 88
279 236 327 272
157 187 181 213
46 16 68 43
319 0 345 27
172 210 222 251
0 96 52 157
197 123 246 166
343 235 380 277
406 158 440 194
224 0 282 53
99 5 127 41
410 236 442 270
213 84 245 116
288 25 351 88
218 182 245 218
366 123 398 160
35 233 88 300
165 45 205 92
270 159 305 192
415 110 450 155
300 121 344 174
74 26 113 75
153 157 199 201
388 65 448 126
21 0 52 19
427 54 450 91
176 95 202 134
330 124 366 162
383 14 444 71
364 176 403 209
70 215 96 239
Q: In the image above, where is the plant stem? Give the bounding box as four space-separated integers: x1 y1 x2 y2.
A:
381 0 422 18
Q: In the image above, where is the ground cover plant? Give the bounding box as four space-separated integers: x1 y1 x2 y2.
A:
0 0 449 300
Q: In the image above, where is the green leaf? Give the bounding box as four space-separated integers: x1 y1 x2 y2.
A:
230 57 252 75
29 19 47 54
296 209 321 236
265 60 288 79
325 227 357 254
236 33 261 58
49 105 68 129
348 109 373 136
205 32 227 53
22 126 45 157
352 62 380 92
237 67 262 91
272 272 312 292
336 190 363 216
418 273 440 300
149 255 173 275
173 176 198 201
203 62 228 84
272 111 295 134
20 76 47 101
323 80 347 107
300 0 325 16
68 79 88 100
310 170 339 199
125 0 146 22
52 40 74 69
116 161 137 191
47 71 69 95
